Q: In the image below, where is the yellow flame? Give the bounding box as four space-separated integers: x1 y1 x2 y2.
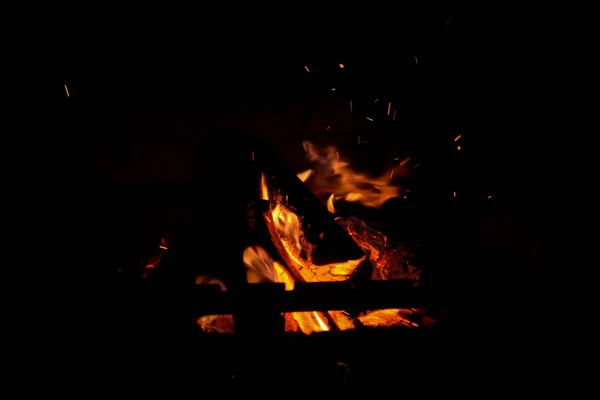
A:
300 141 404 209
296 169 314 182
326 194 335 213
260 172 269 200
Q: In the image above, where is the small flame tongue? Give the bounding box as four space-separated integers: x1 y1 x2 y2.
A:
297 140 406 209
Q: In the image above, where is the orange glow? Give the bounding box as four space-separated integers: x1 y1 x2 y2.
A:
243 244 331 334
453 191 456 198
457 145 461 151
339 63 344 68
197 140 424 335
488 195 492 199
454 134 462 141
326 194 335 213
260 172 269 200
399 156 411 167
387 102 391 115
159 245 168 250
297 141 404 209
304 65 310 72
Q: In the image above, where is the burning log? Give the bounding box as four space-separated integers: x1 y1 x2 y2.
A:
248 145 365 265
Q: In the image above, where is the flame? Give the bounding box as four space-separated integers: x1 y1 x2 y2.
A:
298 141 405 209
263 201 364 331
259 172 269 200
326 194 335 213
296 169 313 183
242 244 331 334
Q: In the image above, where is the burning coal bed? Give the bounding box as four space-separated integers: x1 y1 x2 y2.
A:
196 141 434 335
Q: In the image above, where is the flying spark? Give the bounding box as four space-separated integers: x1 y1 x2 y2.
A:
159 245 168 250
453 191 456 198
390 170 394 180
457 145 461 151
252 151 255 160
339 63 344 68
357 135 361 144
414 162 422 168
488 195 492 199
399 157 411 166
454 134 462 141
304 65 310 72
415 56 419 64
64 84 70 97
387 102 391 115
331 88 336 91
326 125 330 130
366 117 373 121
374 98 379 103
392 110 396 120
350 100 353 112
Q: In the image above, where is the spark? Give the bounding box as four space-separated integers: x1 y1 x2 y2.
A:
331 88 336 91
454 134 462 141
374 98 379 103
457 145 461 151
252 151 255 160
414 162 422 168
399 156 411 166
339 63 344 68
387 102 391 115
389 170 394 180
159 245 168 250
326 125 330 130
415 56 418 64
357 135 361 144
392 110 396 120
64 84 70 97
488 195 492 199
336 151 339 160
350 100 353 112
304 65 310 72
394 157 399 161
453 191 456 198
366 117 373 121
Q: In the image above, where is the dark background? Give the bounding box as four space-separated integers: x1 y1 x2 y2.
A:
29 7 552 390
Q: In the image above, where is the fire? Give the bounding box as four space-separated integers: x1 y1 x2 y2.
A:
259 172 269 201
196 141 426 335
326 194 335 213
297 141 405 209
243 245 331 334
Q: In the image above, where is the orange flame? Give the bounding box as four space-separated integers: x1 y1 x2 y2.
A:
259 172 269 200
297 141 405 209
242 245 331 334
326 194 335 213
